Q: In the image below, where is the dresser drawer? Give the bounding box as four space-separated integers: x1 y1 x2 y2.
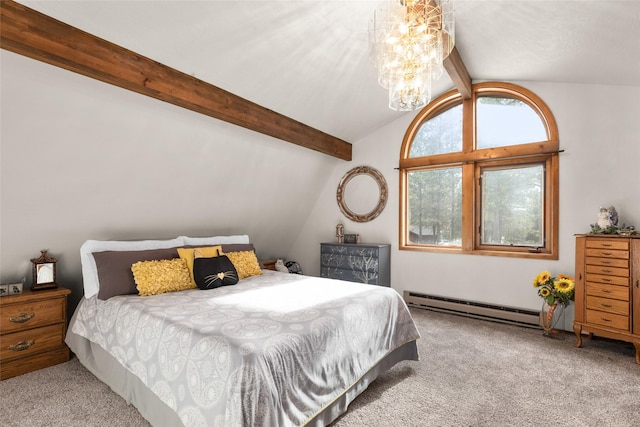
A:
586 296 629 316
321 244 381 256
585 264 629 277
1 297 66 334
585 239 629 251
585 274 629 287
586 282 629 301
320 267 383 285
321 253 379 272
585 309 629 331
585 256 628 269
585 248 629 259
0 323 65 362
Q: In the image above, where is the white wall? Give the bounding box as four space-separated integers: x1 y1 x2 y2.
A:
0 51 340 310
290 81 640 329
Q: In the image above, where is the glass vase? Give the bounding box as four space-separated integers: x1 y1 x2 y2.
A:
540 300 564 337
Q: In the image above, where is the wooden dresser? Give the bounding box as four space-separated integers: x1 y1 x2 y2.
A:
0 286 71 380
573 235 640 364
320 243 390 286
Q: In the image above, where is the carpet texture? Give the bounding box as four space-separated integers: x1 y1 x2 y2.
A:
1 308 638 426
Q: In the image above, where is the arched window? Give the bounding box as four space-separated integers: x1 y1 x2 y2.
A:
399 82 559 259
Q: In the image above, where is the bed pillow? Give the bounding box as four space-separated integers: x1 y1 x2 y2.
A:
93 247 180 300
220 243 255 253
225 250 263 279
80 237 185 299
181 235 250 246
192 253 239 289
176 246 222 286
131 258 194 296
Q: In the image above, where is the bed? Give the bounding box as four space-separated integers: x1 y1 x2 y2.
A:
65 235 420 427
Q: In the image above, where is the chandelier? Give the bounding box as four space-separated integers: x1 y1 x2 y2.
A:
371 0 455 111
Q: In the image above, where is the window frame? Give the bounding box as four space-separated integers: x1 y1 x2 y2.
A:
399 82 559 259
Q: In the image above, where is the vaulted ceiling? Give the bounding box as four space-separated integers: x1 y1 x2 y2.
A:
14 0 640 144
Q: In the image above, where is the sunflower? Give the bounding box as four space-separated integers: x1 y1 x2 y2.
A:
538 286 551 298
554 278 575 294
558 273 574 282
533 271 550 287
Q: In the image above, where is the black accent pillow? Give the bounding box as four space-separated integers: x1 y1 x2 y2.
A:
193 255 239 289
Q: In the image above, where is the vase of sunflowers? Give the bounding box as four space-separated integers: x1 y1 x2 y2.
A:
533 271 575 336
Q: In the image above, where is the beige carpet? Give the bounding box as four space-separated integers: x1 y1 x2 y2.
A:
1 308 639 426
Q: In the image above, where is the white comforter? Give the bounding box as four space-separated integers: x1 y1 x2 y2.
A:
71 270 420 426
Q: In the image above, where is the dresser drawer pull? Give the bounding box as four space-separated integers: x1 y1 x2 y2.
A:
600 304 612 308
601 252 612 256
8 340 35 352
601 261 611 265
601 243 612 247
601 269 612 273
600 318 611 322
9 312 35 323
602 289 612 294
601 278 611 282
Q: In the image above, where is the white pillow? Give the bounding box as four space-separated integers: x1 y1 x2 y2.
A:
180 235 250 246
80 237 185 299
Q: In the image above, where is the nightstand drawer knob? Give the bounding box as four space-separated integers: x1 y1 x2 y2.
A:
9 312 35 323
8 340 35 352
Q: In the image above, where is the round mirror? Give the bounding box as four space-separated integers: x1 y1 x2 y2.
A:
337 166 388 222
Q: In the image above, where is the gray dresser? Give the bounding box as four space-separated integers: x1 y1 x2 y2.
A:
320 243 390 287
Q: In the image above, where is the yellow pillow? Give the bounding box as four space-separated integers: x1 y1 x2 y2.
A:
177 246 222 286
131 258 194 296
225 250 263 279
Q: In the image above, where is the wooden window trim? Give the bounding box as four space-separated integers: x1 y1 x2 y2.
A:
399 82 559 259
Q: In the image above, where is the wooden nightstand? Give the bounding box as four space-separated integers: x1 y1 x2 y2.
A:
260 259 277 271
0 286 71 380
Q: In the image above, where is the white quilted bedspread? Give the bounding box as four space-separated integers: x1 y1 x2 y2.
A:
71 270 420 427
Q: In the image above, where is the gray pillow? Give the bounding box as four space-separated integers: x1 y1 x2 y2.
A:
93 248 179 300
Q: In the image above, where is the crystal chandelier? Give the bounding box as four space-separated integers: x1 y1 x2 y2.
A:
371 0 455 111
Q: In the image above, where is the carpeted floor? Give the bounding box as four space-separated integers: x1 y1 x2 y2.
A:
1 308 639 426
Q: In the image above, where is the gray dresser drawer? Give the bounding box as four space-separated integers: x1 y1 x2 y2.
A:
320 243 390 286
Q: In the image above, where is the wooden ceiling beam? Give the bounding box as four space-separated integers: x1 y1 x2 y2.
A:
0 1 352 161
444 46 472 99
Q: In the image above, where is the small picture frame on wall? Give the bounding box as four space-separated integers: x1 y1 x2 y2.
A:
344 234 360 244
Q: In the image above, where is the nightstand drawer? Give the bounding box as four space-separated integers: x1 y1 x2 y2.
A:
0 323 65 362
586 296 629 316
585 309 629 331
1 297 66 334
0 346 69 380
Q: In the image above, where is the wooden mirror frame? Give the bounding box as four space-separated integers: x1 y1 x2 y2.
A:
336 166 388 223
30 250 58 291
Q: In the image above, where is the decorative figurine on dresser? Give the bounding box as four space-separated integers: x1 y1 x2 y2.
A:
573 208 640 364
320 242 390 287
0 251 71 380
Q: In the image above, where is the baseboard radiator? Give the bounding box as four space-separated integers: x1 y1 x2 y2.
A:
404 291 541 329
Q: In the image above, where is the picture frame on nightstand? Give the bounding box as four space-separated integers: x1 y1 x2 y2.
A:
30 250 58 291
8 282 23 295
